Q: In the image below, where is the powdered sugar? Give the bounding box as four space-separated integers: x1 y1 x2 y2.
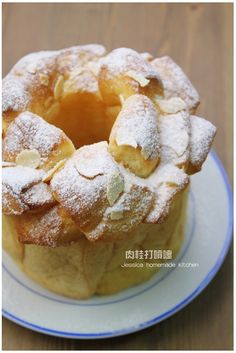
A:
158 110 190 166
100 48 162 83
51 158 107 232
151 56 200 113
74 142 118 179
19 206 63 247
51 142 154 240
2 166 45 215
111 94 160 160
145 163 189 223
2 75 30 112
2 166 44 195
189 115 217 169
21 182 55 209
3 111 65 165
2 45 217 245
3 44 106 114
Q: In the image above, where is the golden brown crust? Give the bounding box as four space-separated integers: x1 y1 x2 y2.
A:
15 206 83 247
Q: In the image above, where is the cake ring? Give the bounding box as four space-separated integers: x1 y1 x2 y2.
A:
2 45 216 298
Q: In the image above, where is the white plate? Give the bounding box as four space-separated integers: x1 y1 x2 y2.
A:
2 151 233 339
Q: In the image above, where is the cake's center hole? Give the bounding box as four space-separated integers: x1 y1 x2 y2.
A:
45 94 120 148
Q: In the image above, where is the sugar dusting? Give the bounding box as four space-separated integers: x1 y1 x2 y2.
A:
145 163 189 223
3 111 64 163
2 45 217 244
2 166 45 215
100 47 162 83
151 56 200 112
23 206 63 247
2 44 106 113
159 110 190 166
111 94 160 160
189 115 217 168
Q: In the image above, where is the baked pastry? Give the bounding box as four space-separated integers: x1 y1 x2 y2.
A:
2 45 216 298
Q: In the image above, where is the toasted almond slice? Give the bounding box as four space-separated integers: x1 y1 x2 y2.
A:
86 61 100 76
140 52 154 61
46 102 60 120
2 161 16 167
69 67 83 79
110 210 124 220
119 94 125 105
126 70 150 87
44 96 54 109
54 75 65 99
27 65 37 74
43 159 66 182
106 171 124 206
16 149 41 169
141 146 153 160
39 73 49 86
156 97 186 114
116 134 138 149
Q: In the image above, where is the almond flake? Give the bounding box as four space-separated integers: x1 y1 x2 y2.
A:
43 159 66 182
86 62 100 76
2 161 16 167
110 210 124 220
27 65 37 74
106 171 124 206
119 94 125 105
39 73 49 86
44 96 54 109
116 134 137 148
46 102 60 120
140 52 154 61
54 75 64 99
16 149 41 169
141 146 152 160
126 70 150 87
69 67 83 79
156 97 186 114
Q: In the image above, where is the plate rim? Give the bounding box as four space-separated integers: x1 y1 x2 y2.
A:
2 150 233 339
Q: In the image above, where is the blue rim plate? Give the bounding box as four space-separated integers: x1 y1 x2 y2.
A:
2 150 233 339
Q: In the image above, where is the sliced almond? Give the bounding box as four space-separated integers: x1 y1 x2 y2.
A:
86 61 100 76
46 102 60 120
69 67 83 79
39 73 49 86
119 94 125 105
141 146 152 161
43 159 66 182
140 52 154 61
27 65 37 74
54 75 65 99
16 149 41 169
2 161 16 167
44 96 54 109
156 97 186 114
110 210 124 220
166 181 178 188
106 171 124 206
126 70 150 87
116 134 137 149
105 106 121 119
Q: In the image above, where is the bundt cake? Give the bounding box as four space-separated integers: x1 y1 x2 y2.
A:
2 45 216 298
